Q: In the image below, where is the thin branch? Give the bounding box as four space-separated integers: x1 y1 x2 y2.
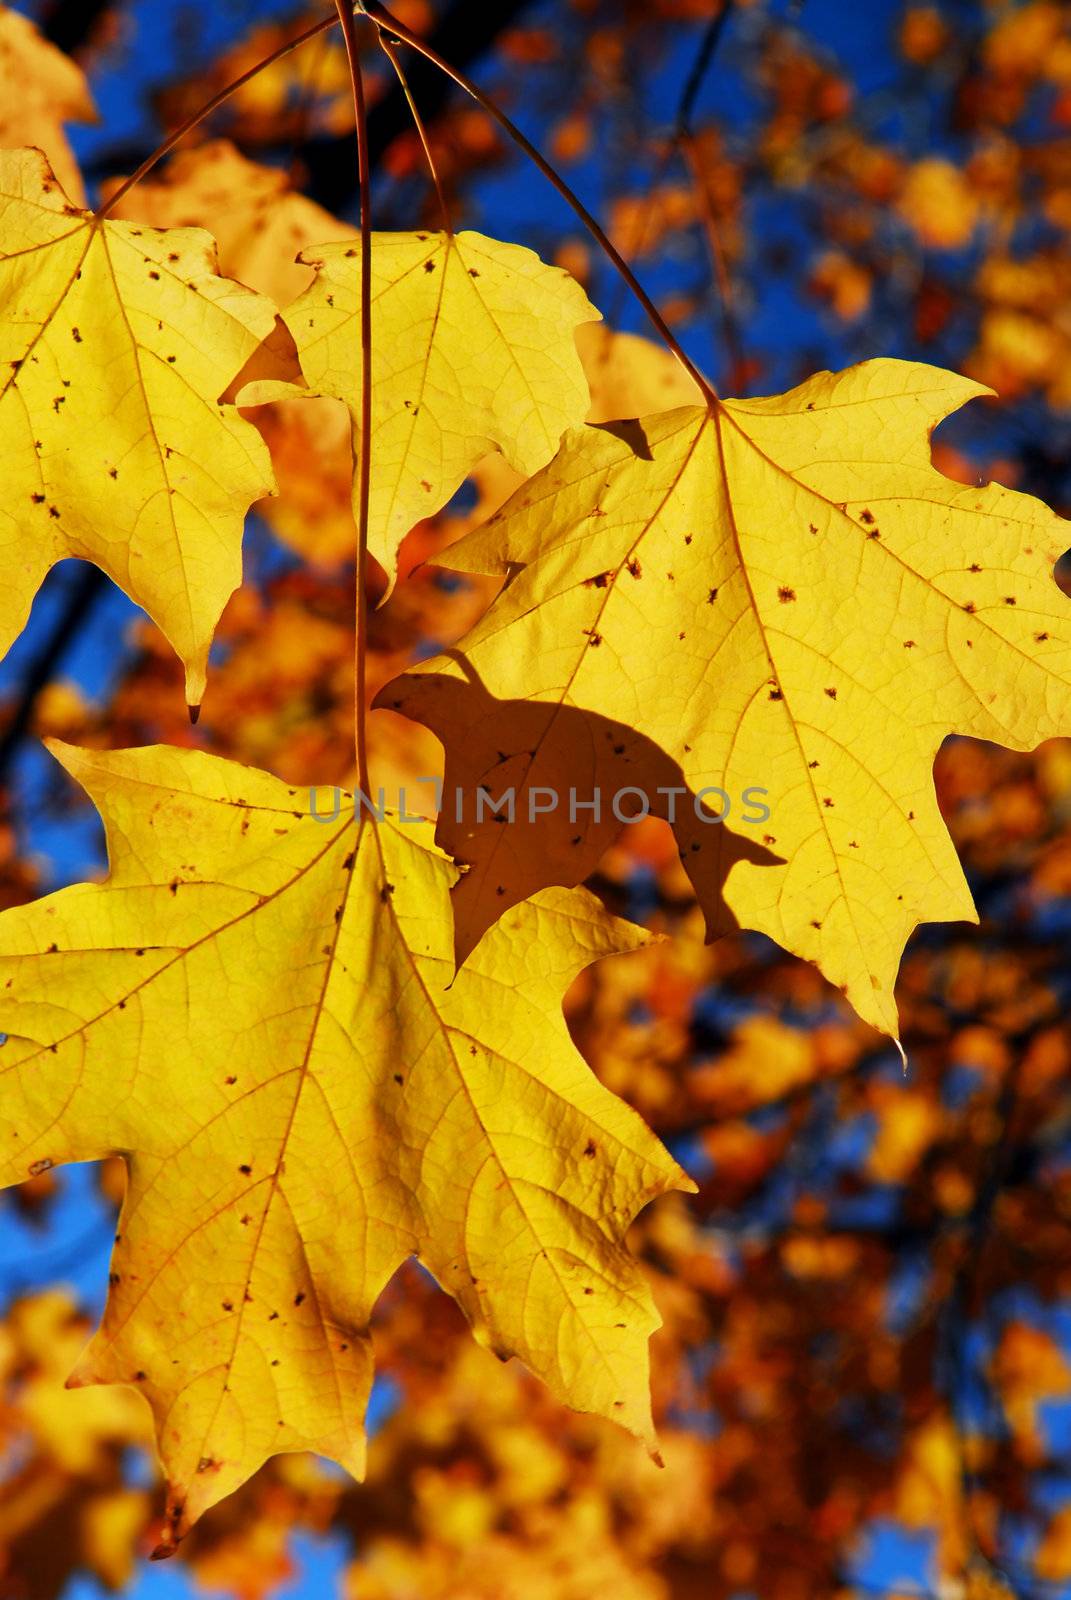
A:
601 2 744 390
674 0 736 140
376 29 452 232
679 129 748 393
336 0 375 798
674 3 748 393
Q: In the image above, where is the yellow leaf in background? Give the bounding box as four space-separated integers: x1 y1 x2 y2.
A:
810 248 872 322
893 1414 969 1576
102 139 353 311
240 230 600 585
80 1488 152 1592
866 1088 940 1184
389 359 1071 1038
2 1291 152 1476
0 148 276 707
578 323 703 422
897 157 979 250
690 1015 816 1115
969 252 1071 409
0 741 690 1543
247 394 356 566
0 4 97 204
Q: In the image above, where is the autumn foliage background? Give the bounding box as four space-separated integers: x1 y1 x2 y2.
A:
1 1 1071 1598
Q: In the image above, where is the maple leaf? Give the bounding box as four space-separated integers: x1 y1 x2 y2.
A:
239 230 600 583
0 5 97 204
0 741 691 1543
386 360 1071 1037
0 148 276 707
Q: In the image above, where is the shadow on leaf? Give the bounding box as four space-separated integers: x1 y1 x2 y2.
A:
376 652 783 965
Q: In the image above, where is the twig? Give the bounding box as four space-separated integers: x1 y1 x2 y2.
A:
675 0 736 140
335 1 374 798
376 28 452 231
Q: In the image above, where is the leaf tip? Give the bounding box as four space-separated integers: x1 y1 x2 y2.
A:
187 703 201 726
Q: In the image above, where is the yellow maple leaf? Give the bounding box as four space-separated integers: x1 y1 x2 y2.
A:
240 230 600 584
0 740 690 1543
386 360 1071 1037
0 148 276 707
0 5 97 204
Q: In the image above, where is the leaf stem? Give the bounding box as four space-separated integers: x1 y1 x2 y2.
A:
678 131 747 394
335 0 375 798
94 13 341 221
362 0 719 408
375 28 452 234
